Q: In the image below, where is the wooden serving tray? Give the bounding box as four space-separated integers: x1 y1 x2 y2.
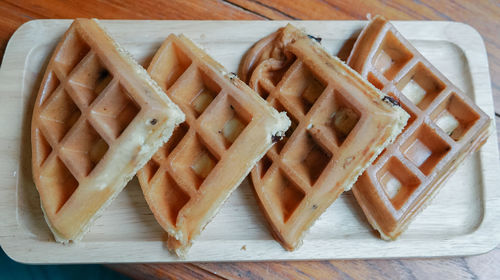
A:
0 20 499 264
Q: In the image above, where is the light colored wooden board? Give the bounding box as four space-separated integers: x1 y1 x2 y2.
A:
0 20 498 264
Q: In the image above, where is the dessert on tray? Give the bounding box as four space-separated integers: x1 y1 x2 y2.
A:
137 34 290 256
31 19 184 242
239 24 409 250
28 16 492 258
347 15 491 240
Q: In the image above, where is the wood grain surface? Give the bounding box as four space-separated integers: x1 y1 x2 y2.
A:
0 0 498 279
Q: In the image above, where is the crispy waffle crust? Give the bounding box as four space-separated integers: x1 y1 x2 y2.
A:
136 34 291 257
347 16 491 240
31 19 185 242
239 24 409 250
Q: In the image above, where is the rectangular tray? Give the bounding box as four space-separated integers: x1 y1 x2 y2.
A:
0 20 499 263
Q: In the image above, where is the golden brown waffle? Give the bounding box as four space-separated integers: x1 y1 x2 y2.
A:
347 16 491 240
136 34 291 256
31 19 185 242
239 24 409 250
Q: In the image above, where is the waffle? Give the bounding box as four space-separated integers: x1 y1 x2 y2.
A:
31 19 185 242
347 16 491 240
239 24 409 250
136 34 291 256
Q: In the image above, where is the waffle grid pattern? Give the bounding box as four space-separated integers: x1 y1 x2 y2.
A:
34 27 143 216
138 35 282 252
252 59 363 223
349 17 490 236
244 25 408 250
